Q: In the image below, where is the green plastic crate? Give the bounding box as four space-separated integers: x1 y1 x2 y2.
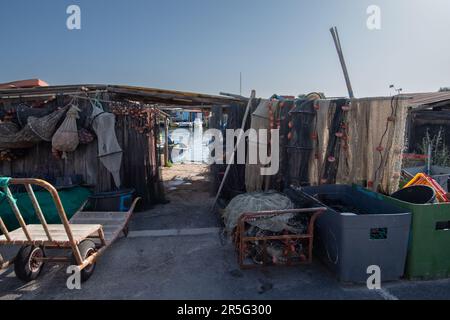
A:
382 195 450 280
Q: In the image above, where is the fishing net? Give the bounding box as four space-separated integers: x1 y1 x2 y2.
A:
91 105 123 188
0 122 19 136
222 191 294 235
245 100 271 192
78 128 95 145
16 104 54 128
52 105 80 157
319 99 348 184
286 99 316 187
342 97 407 194
309 98 407 194
0 106 68 149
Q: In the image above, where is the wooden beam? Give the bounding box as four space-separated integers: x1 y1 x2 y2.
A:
164 118 170 167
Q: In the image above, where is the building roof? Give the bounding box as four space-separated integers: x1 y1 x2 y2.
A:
0 84 245 107
0 79 49 89
401 92 450 107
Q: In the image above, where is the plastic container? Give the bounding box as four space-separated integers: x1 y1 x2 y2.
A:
403 165 450 192
403 173 449 203
391 185 436 204
290 185 411 283
382 194 450 280
87 189 135 212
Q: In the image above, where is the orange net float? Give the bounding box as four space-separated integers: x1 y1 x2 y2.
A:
376 146 385 152
342 105 351 111
327 156 336 163
287 132 293 140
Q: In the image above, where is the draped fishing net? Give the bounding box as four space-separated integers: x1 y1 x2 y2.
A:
91 105 123 188
245 100 271 192
309 98 407 194
286 99 316 187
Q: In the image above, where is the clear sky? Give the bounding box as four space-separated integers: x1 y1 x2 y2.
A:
1 0 450 98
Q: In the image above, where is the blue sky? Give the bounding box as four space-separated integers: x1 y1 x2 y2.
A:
1 0 450 98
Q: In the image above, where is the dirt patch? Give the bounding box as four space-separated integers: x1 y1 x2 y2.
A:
162 163 212 199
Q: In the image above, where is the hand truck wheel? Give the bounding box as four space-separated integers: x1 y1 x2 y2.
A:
14 245 45 282
71 240 97 282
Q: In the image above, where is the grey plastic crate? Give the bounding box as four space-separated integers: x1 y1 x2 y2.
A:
287 185 411 283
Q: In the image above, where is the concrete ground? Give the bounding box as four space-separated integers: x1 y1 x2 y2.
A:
0 164 449 300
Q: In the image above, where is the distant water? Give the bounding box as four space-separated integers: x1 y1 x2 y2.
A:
167 126 212 164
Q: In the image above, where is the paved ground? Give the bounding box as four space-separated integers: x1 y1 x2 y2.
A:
0 164 449 300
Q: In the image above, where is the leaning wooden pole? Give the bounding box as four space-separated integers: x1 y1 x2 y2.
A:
211 90 256 212
330 27 354 98
164 117 170 167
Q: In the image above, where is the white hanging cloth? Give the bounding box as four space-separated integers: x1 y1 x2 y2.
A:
91 105 123 188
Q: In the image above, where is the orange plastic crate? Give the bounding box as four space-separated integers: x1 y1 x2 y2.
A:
404 173 449 203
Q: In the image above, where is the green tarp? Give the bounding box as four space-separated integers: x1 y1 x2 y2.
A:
0 187 91 231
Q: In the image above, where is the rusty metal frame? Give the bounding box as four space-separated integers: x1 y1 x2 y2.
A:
235 207 326 269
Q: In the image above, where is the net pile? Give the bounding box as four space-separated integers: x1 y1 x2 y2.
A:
222 191 294 234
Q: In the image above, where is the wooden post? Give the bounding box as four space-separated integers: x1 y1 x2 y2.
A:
330 27 354 99
164 117 170 167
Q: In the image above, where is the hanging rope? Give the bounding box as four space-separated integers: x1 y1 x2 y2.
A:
0 177 16 206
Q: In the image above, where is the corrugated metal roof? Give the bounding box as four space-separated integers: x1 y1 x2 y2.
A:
401 92 450 106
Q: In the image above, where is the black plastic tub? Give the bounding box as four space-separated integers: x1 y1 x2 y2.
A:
87 189 135 212
391 185 436 204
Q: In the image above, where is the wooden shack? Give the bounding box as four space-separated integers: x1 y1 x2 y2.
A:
0 84 241 209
